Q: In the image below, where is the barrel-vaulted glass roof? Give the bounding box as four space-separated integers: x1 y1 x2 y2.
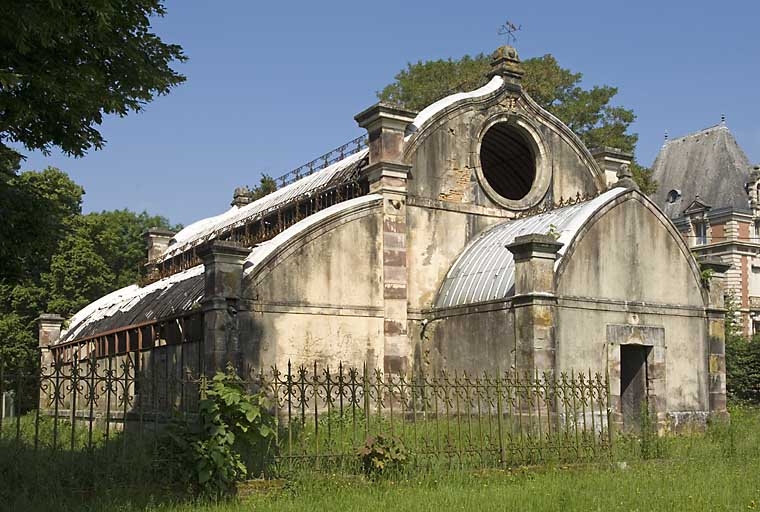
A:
434 188 626 309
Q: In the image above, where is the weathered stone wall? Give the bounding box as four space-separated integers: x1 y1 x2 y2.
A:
406 205 503 312
403 86 606 317
241 200 385 372
404 91 604 212
555 195 709 419
413 301 515 376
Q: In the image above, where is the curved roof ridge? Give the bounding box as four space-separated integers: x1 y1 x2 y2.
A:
244 193 383 277
434 188 627 309
164 148 369 260
59 264 205 344
59 195 385 344
405 76 504 139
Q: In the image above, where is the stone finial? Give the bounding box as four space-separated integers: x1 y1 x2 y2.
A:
488 45 524 84
231 186 254 207
198 240 250 300
505 234 563 296
614 163 639 191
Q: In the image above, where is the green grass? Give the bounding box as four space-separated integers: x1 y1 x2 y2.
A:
2 406 760 511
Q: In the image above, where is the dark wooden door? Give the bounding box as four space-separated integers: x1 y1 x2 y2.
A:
620 345 650 432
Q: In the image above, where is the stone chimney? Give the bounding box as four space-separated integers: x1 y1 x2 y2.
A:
38 313 64 368
231 186 254 207
143 228 175 264
591 147 633 188
487 45 524 86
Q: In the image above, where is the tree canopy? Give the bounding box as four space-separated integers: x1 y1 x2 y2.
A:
0 0 186 172
0 167 178 368
378 52 656 194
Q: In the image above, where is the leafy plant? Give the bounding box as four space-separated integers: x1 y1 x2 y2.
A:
164 366 276 498
639 401 667 460
357 434 408 477
546 224 560 240
725 291 760 404
699 267 714 288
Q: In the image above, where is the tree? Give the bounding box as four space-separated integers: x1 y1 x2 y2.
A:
0 167 178 367
0 0 186 170
0 167 84 282
43 209 180 317
251 174 277 201
378 53 656 193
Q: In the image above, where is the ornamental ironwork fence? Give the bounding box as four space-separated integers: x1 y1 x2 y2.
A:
0 354 612 473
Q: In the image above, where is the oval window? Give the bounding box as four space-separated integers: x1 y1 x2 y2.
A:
479 122 535 200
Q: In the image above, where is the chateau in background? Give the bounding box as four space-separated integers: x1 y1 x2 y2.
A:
651 121 760 335
38 46 728 432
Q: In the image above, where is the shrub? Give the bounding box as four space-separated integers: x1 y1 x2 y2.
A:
357 434 407 477
164 366 276 498
726 335 760 404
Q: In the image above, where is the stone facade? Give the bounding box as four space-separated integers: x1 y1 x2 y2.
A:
45 46 725 432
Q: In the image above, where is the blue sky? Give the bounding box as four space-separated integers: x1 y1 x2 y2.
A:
17 0 760 226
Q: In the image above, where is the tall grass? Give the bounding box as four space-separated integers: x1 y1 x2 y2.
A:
2 406 759 511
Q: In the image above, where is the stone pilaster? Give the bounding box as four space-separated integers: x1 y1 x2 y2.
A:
591 147 633 189
725 219 739 241
699 258 730 420
505 234 563 375
37 313 64 369
198 241 250 374
355 103 416 375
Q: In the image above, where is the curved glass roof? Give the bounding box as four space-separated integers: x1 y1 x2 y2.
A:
434 188 626 308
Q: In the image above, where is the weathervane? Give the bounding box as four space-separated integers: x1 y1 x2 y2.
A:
498 20 522 45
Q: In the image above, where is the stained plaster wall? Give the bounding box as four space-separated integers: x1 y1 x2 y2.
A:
414 302 515 377
241 202 385 372
403 87 605 316
555 196 709 413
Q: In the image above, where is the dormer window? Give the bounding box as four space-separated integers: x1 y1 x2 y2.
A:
666 189 681 204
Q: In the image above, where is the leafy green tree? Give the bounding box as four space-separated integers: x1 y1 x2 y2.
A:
43 209 179 317
43 235 116 319
251 174 277 201
0 167 83 370
0 166 83 281
378 52 656 193
0 167 178 366
724 291 760 404
0 312 36 370
0 0 186 169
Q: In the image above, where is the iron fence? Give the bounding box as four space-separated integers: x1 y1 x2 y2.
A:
0 355 612 473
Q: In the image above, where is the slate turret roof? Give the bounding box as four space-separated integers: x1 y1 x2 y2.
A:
651 123 751 218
